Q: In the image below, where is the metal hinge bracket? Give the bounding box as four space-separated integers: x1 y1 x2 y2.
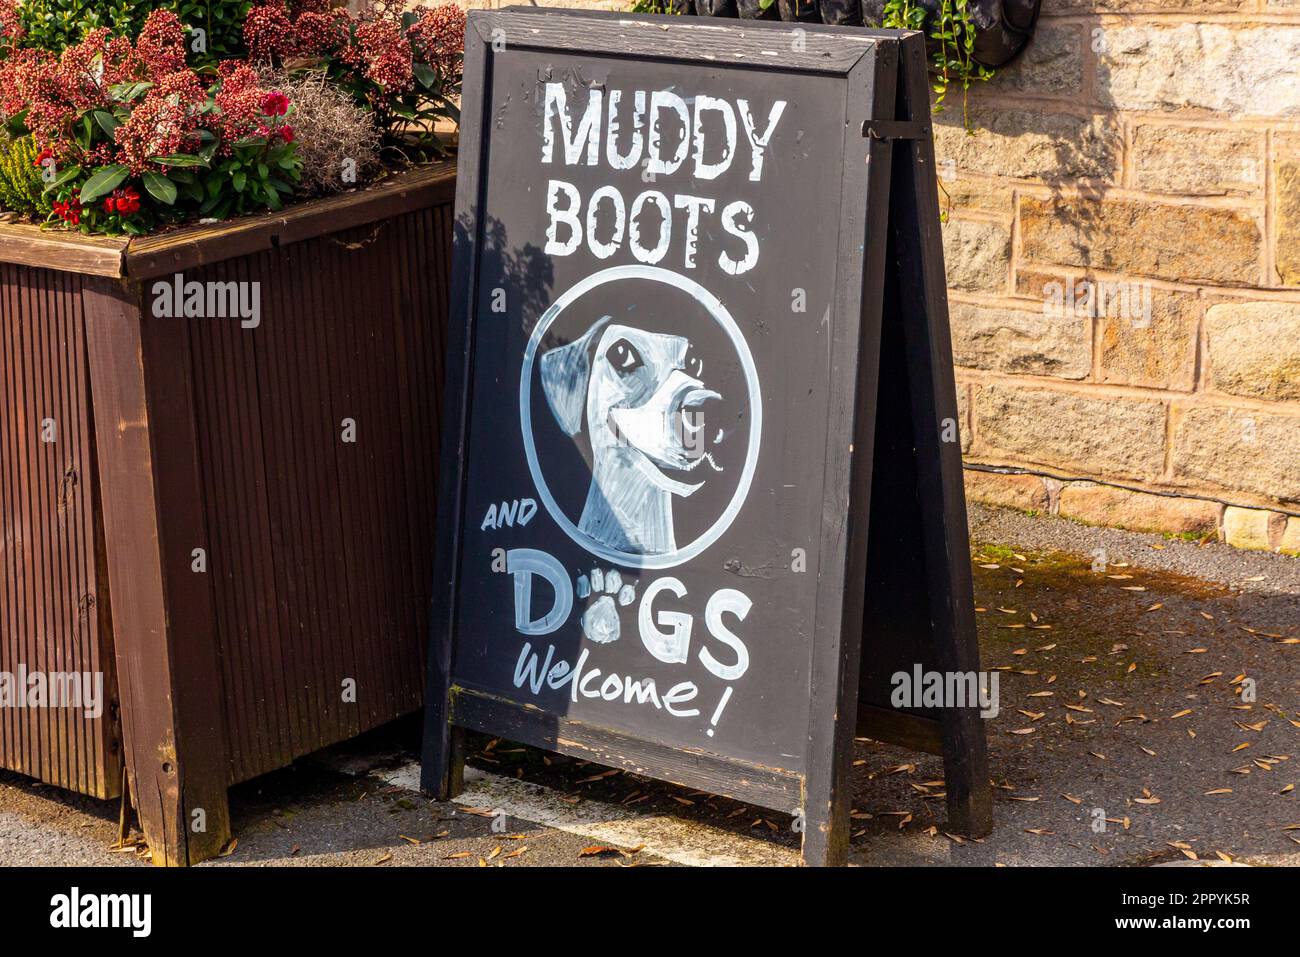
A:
861 119 929 141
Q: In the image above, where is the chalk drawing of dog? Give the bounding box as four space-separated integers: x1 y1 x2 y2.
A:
539 316 722 556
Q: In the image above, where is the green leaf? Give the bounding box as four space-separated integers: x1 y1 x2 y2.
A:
79 165 130 204
5 109 29 138
232 170 246 192
436 98 461 125
149 153 209 168
141 171 177 206
109 81 153 102
412 62 438 90
93 110 120 136
41 165 82 194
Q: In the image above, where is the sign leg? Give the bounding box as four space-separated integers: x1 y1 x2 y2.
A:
893 33 993 838
419 677 464 800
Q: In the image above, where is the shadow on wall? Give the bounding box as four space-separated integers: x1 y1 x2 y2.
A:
932 15 1118 272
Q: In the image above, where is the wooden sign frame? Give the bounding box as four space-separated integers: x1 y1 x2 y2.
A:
422 9 991 866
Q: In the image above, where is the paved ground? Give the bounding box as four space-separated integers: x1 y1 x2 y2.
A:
1 503 1296 867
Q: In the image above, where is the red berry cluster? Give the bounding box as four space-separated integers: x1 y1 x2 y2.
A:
244 1 465 107
407 4 466 81
0 0 24 50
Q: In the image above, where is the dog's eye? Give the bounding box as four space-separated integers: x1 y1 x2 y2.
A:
685 347 703 379
607 339 643 375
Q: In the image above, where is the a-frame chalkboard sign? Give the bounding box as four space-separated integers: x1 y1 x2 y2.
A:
422 8 992 866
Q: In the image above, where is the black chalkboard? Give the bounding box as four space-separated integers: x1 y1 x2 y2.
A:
422 8 991 866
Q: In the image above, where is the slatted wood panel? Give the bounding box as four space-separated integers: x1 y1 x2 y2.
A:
183 204 452 784
0 263 120 798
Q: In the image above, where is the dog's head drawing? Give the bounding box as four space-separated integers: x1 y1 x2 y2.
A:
539 316 721 555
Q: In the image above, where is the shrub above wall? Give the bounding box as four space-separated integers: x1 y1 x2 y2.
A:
16 0 253 62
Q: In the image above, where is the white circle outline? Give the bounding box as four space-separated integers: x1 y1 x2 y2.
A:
519 264 762 570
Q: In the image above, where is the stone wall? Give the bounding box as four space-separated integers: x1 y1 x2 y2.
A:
937 0 1300 552
455 0 1300 553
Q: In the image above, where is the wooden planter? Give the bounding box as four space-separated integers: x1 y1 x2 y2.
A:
0 163 455 864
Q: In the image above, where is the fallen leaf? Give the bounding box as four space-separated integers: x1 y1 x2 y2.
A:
579 845 623 858
575 769 621 784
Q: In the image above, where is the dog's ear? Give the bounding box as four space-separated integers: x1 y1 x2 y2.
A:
540 315 611 436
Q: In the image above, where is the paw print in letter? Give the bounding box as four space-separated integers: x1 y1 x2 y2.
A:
576 568 636 644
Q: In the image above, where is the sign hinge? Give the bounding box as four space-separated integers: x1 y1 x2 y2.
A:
861 119 929 141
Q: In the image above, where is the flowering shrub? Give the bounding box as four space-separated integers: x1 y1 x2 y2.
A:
0 9 300 233
245 0 465 159
0 1 464 236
